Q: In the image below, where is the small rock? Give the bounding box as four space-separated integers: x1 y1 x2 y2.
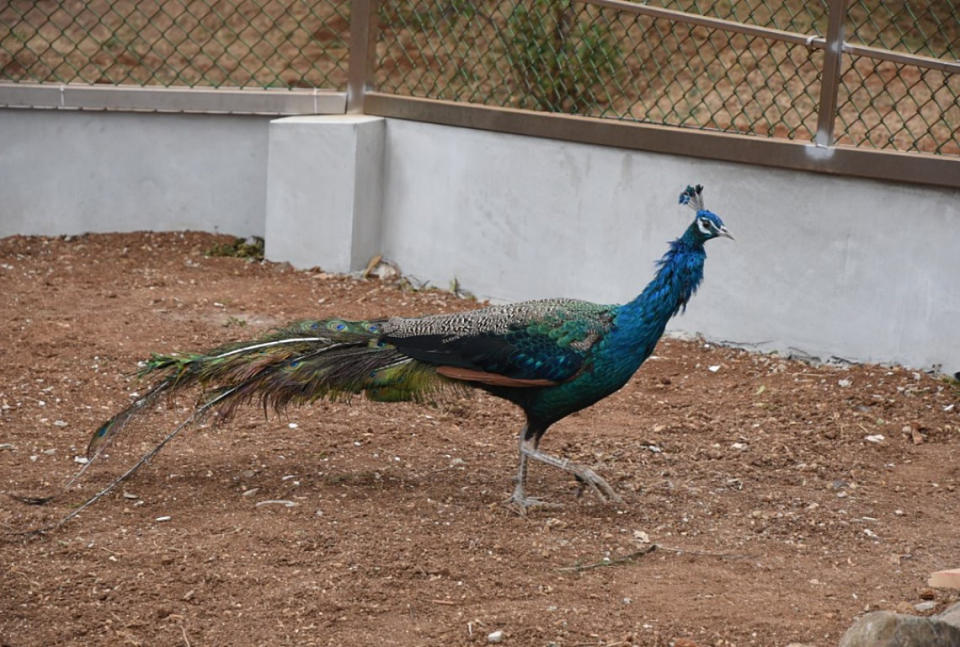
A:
708 365 720 373
864 434 885 443
895 601 916 614
838 610 960 647
255 499 298 507
53 420 68 427
838 378 852 387
155 516 172 522
915 601 937 612
487 629 504 643
920 588 937 600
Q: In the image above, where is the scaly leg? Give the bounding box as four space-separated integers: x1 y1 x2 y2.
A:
507 431 561 511
506 428 622 511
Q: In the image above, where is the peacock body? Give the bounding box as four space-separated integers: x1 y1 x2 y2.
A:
82 184 732 511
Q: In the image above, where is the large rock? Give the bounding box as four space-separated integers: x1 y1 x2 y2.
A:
839 610 960 647
940 601 960 630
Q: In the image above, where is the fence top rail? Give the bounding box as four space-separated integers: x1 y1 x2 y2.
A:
585 0 823 47
582 0 960 74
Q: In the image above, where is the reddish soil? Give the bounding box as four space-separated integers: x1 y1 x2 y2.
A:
1 231 958 647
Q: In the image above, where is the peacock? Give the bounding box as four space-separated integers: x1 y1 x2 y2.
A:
64 184 732 515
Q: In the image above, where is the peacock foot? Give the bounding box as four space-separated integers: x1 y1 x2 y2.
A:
504 491 564 515
570 466 624 504
519 442 624 505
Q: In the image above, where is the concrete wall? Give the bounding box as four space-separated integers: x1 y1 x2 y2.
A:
0 109 271 237
273 117 960 373
2 109 958 373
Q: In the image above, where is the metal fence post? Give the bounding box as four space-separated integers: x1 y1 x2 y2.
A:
815 0 847 147
347 0 378 114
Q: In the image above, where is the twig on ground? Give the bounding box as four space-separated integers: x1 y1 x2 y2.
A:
557 544 657 572
558 542 751 572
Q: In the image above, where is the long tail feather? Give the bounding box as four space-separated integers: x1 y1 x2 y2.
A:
82 319 396 459
85 376 178 461
9 377 176 506
8 384 243 536
10 317 457 524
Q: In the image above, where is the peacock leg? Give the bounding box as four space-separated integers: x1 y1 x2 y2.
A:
506 427 562 511
520 438 623 504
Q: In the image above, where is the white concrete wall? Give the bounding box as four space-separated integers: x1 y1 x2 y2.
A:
2 108 958 373
264 115 384 272
0 109 271 237
377 120 960 373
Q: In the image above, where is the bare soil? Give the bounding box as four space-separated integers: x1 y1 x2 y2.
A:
1 231 958 647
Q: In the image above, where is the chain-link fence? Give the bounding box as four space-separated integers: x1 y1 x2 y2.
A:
375 2 824 141
1 0 958 156
0 0 350 89
375 0 959 156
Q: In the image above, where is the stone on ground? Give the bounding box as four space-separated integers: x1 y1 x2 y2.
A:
838 610 960 647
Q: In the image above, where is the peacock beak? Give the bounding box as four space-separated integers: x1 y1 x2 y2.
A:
717 226 734 240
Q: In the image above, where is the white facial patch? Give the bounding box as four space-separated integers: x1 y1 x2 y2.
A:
697 218 713 235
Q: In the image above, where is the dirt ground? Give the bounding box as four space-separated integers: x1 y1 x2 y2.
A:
1 231 958 647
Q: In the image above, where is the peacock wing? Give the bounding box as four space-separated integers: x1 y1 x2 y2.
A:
380 298 615 386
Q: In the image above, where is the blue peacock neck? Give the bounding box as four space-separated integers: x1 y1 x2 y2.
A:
609 226 707 363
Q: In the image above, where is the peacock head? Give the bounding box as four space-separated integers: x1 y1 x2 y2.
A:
678 184 733 243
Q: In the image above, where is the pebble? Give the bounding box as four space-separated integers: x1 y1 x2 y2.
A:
864 434 885 443
255 499 298 507
487 629 504 643
914 601 937 612
155 516 172 522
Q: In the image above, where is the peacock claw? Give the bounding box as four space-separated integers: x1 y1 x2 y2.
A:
504 492 563 515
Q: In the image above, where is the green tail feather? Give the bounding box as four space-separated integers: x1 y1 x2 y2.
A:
85 317 455 459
